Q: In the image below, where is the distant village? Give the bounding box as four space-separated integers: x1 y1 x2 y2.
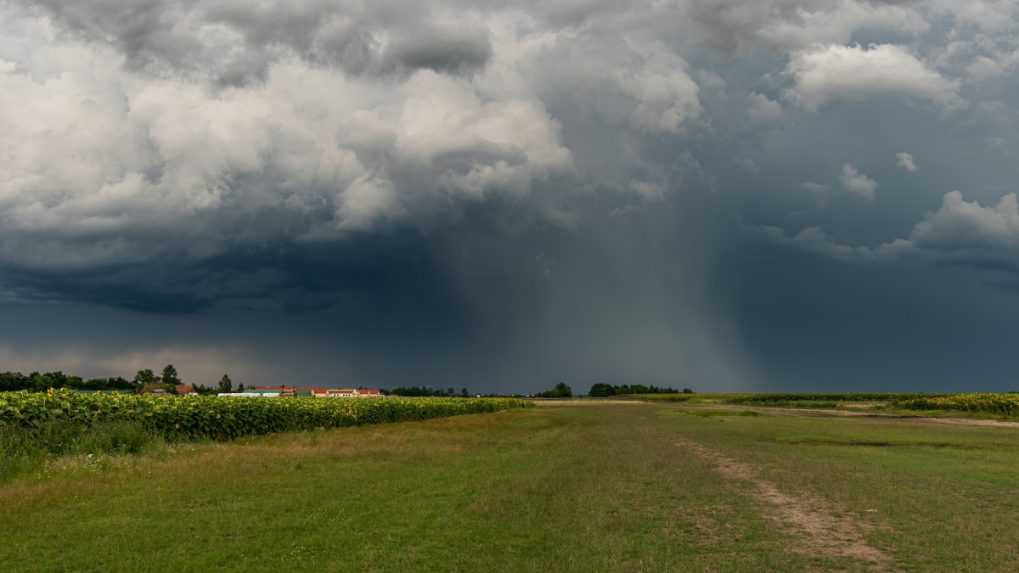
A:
176 385 382 398
124 370 385 398
0 366 478 398
63 379 383 399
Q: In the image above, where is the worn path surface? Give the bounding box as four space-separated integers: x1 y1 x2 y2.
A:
700 404 1019 429
676 438 897 572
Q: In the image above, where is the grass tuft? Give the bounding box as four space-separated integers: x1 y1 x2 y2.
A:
0 420 162 481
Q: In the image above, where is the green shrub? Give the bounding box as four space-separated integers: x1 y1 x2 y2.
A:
0 426 42 480
71 421 158 456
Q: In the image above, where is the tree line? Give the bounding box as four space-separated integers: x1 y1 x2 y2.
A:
588 383 693 397
383 386 472 397
0 369 476 397
537 383 573 398
0 366 238 395
533 382 694 399
0 371 136 393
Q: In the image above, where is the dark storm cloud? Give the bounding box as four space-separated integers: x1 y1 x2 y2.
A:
384 27 492 75
24 0 492 83
3 0 1019 391
732 239 1019 391
2 227 452 314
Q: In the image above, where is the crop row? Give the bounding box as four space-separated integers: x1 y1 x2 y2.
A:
724 393 942 404
891 393 1019 415
630 393 941 403
0 390 533 441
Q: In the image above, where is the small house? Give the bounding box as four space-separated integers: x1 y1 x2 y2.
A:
311 387 357 398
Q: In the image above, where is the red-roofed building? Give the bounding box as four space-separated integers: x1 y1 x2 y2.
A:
254 385 297 397
311 387 356 398
141 382 195 395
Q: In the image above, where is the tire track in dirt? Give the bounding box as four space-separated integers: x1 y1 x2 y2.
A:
676 439 896 571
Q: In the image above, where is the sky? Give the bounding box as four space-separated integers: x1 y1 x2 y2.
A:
2 0 1019 393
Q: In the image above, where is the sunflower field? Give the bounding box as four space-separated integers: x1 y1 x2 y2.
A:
0 390 532 441
891 393 1019 416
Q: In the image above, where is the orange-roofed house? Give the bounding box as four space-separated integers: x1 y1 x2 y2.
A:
253 385 297 397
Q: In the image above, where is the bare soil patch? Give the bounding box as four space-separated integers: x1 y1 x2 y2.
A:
676 438 896 571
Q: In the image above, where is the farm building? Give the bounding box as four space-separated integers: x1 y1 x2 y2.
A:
216 386 381 398
310 387 382 398
251 385 297 397
217 392 279 398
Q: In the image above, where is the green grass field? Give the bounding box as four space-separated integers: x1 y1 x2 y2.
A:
3 401 1018 572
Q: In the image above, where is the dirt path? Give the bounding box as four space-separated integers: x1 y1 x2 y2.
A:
531 399 643 406
676 438 896 571
704 404 1019 429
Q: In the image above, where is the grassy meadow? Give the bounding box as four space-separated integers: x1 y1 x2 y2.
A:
2 400 1018 571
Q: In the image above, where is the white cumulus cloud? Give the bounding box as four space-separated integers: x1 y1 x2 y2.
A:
896 152 917 172
786 44 961 111
912 191 1019 251
768 191 1019 265
840 164 878 200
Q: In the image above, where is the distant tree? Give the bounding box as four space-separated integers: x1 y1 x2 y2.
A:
461 387 469 397
236 383 245 393
191 383 216 396
682 388 695 394
539 382 572 398
134 369 158 386
588 383 616 397
0 372 29 392
217 374 233 394
161 364 181 387
29 371 62 392
109 377 135 391
586 383 680 396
